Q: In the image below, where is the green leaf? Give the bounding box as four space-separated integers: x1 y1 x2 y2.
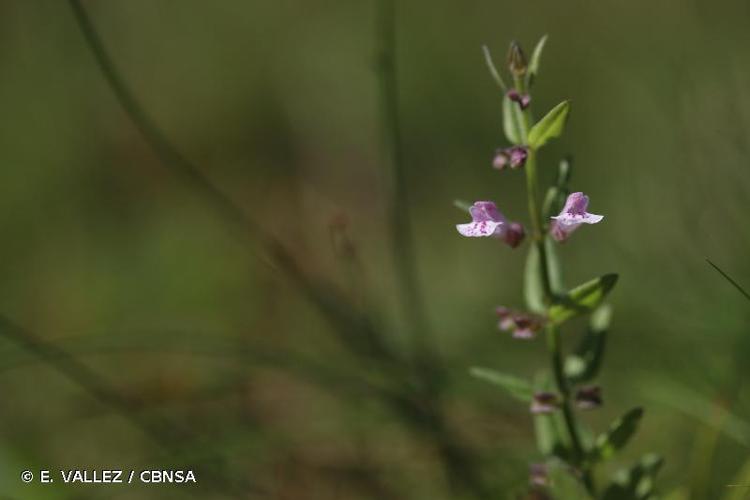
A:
549 274 618 325
594 407 644 461
526 34 549 88
565 305 612 383
528 100 571 149
602 454 664 500
481 45 507 91
502 94 524 144
469 367 532 402
524 238 565 313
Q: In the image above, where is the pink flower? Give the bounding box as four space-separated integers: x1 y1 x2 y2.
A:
575 386 603 410
456 201 525 248
550 192 603 242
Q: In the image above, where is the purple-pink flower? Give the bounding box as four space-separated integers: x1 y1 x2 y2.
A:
456 201 525 248
493 146 528 170
550 192 603 242
507 89 531 110
496 307 545 339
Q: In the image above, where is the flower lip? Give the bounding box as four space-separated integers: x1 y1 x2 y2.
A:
457 202 526 247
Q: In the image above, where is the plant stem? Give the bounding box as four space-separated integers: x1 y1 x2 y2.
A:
514 77 595 495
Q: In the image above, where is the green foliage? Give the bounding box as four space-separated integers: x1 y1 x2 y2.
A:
543 157 573 219
526 34 549 88
565 304 612 383
524 237 565 313
528 100 571 149
469 367 532 402
593 407 644 461
503 93 524 144
601 454 664 500
548 274 618 324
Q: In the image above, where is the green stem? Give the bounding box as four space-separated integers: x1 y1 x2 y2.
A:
514 77 594 495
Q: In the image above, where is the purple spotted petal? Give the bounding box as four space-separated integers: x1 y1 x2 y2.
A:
550 192 603 242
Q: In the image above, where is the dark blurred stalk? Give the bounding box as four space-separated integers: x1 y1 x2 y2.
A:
706 258 750 302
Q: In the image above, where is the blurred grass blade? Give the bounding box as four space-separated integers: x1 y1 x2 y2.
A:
549 274 618 325
706 258 750 302
601 453 664 500
482 45 507 91
724 458 750 500
644 380 750 447
565 304 612 383
469 367 532 402
526 34 549 87
528 100 570 149
594 407 644 461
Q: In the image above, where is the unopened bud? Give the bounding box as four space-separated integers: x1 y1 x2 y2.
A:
507 40 527 77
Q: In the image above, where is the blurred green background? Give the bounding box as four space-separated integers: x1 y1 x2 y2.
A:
1 0 750 498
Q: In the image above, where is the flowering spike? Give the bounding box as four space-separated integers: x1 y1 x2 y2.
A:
507 89 532 110
456 202 526 248
550 192 603 242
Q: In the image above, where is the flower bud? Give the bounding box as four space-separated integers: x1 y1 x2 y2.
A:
507 40 527 77
507 89 532 110
575 386 603 410
529 463 548 487
530 392 560 414
493 146 528 170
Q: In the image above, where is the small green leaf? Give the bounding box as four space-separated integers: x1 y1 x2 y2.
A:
565 305 612 383
549 274 618 325
469 367 532 402
526 34 548 88
528 100 571 149
481 45 507 91
502 94 524 144
602 453 664 500
543 157 573 219
594 407 644 461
